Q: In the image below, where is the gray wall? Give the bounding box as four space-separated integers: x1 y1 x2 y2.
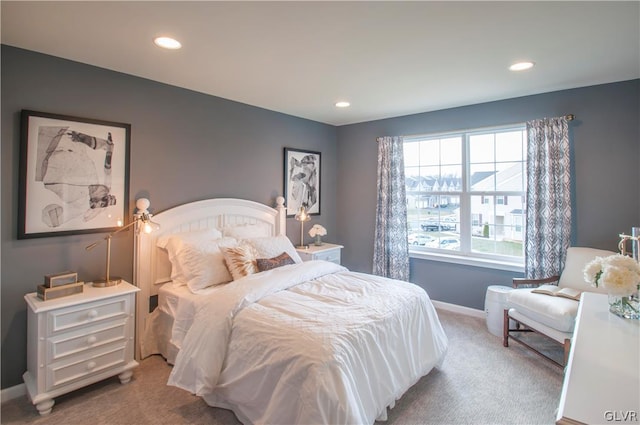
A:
336 80 640 309
1 46 337 388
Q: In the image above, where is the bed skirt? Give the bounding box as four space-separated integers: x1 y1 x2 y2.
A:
141 308 179 364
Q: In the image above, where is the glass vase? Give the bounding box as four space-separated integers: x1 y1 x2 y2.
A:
314 235 323 246
608 293 640 320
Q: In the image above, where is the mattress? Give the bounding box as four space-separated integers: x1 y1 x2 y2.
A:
158 283 190 318
159 280 230 316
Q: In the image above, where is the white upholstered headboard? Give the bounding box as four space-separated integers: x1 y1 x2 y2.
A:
133 196 286 359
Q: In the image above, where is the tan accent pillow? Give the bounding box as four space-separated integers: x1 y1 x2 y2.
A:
256 252 295 272
221 244 258 280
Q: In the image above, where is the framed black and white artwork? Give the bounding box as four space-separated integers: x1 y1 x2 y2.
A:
284 148 321 217
18 110 131 239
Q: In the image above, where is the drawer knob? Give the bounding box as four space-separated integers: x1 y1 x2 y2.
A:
87 310 98 319
87 336 97 345
86 361 97 370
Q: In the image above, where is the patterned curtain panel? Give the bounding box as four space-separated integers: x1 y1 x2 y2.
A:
373 136 409 280
525 117 572 279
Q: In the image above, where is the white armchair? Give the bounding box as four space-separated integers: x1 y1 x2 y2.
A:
503 247 616 367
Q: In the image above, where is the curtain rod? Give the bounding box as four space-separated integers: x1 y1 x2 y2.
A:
388 114 576 141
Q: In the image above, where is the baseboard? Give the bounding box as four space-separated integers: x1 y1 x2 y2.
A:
432 300 485 319
1 383 26 403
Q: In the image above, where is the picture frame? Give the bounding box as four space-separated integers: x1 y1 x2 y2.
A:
18 110 131 239
283 148 321 217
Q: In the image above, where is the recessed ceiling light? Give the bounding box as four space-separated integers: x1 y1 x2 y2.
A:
335 101 350 108
509 61 534 71
153 37 182 50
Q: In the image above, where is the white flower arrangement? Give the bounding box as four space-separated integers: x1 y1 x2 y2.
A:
583 254 640 296
308 224 327 237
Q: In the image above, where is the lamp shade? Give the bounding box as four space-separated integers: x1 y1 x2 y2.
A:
294 206 311 222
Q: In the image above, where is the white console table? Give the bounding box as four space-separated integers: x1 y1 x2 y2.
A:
556 292 639 424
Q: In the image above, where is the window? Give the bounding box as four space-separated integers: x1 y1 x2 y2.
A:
404 125 526 267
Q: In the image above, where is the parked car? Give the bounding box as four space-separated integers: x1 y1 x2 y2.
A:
428 238 460 250
441 216 458 231
408 233 435 246
439 238 460 249
421 222 454 232
421 222 439 231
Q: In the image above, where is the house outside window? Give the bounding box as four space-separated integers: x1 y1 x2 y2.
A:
404 125 526 268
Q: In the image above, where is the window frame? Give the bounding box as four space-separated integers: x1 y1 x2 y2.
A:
404 124 526 272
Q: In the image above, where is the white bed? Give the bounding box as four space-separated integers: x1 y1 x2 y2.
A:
134 197 448 425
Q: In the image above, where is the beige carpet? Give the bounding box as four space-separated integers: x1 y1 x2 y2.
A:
1 309 563 425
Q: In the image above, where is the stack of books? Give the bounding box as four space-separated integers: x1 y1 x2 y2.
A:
37 271 84 301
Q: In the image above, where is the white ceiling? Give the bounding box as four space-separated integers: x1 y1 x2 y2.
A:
2 1 639 126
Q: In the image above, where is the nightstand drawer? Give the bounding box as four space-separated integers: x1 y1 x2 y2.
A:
48 320 128 361
315 250 341 264
48 297 129 335
47 345 127 390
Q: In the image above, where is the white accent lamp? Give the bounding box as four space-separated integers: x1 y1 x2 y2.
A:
294 206 311 249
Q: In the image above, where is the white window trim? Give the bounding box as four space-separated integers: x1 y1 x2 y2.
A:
405 123 526 266
409 249 524 273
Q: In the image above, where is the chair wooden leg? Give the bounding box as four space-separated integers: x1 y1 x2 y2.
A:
505 313 567 369
503 309 509 347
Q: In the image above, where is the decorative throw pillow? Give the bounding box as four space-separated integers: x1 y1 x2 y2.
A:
221 243 258 280
256 252 295 272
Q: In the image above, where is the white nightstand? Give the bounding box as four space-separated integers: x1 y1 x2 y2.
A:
23 281 139 415
295 243 343 265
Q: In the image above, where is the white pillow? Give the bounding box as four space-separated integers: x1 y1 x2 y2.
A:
223 223 271 239
157 228 223 249
247 235 303 264
158 229 225 283
164 236 237 292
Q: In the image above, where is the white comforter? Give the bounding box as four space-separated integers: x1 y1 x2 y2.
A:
168 260 448 425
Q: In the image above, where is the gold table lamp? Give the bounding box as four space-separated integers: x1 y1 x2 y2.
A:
86 198 159 287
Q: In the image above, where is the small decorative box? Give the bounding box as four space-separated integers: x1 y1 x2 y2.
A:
43 271 78 288
36 282 84 301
